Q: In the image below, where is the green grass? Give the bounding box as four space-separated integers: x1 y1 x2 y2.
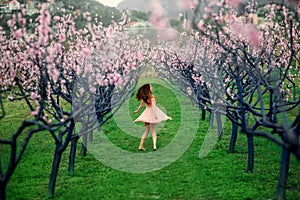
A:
1 81 300 200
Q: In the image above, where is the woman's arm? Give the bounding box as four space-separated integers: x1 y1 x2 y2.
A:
133 101 145 114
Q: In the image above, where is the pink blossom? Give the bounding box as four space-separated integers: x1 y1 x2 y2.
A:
18 17 26 26
53 16 60 22
182 19 191 30
18 14 26 26
56 43 62 54
86 63 93 73
104 79 108 86
30 92 38 100
135 52 141 59
107 73 113 79
50 68 59 82
7 19 15 27
129 61 137 69
48 0 55 3
226 0 243 7
31 110 39 116
14 29 24 39
202 14 209 20
82 48 90 56
232 22 261 48
197 20 205 29
115 78 123 87
47 46 55 58
83 12 91 20
98 79 104 86
31 106 40 116
149 15 169 29
90 86 96 93
149 0 169 29
27 47 37 57
109 79 114 85
204 7 212 13
113 73 121 82
11 0 18 6
41 9 51 26
21 7 26 15
246 26 261 48
59 33 66 42
42 116 48 122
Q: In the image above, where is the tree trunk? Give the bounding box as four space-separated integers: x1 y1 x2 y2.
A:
68 137 79 174
275 147 291 200
0 184 6 200
201 108 206 121
247 133 254 172
80 134 87 157
48 150 62 198
216 113 222 139
88 131 93 143
229 121 238 153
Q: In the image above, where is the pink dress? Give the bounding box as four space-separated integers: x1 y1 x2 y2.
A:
134 96 172 124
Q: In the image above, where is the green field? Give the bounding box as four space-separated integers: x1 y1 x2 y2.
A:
1 80 300 200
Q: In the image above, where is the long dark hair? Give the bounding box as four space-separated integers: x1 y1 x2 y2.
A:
136 84 152 105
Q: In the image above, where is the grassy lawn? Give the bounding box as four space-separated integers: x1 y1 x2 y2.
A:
1 79 300 200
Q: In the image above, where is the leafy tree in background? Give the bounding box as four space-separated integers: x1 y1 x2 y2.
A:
129 10 149 21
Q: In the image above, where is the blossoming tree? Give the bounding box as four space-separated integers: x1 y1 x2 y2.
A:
150 0 299 199
192 1 300 199
0 1 149 198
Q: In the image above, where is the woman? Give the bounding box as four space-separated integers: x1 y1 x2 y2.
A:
133 84 171 151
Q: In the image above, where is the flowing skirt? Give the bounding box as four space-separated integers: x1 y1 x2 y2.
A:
134 105 172 124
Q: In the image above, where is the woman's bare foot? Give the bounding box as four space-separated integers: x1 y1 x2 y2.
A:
138 147 146 151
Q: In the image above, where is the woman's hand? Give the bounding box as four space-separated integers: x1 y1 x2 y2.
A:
133 101 144 114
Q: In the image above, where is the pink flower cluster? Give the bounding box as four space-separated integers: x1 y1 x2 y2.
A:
0 2 151 122
231 22 262 48
148 0 169 29
225 0 243 7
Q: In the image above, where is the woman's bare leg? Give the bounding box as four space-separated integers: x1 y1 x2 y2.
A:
139 123 150 150
151 124 157 150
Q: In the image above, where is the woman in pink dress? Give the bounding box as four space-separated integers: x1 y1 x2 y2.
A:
133 84 171 151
